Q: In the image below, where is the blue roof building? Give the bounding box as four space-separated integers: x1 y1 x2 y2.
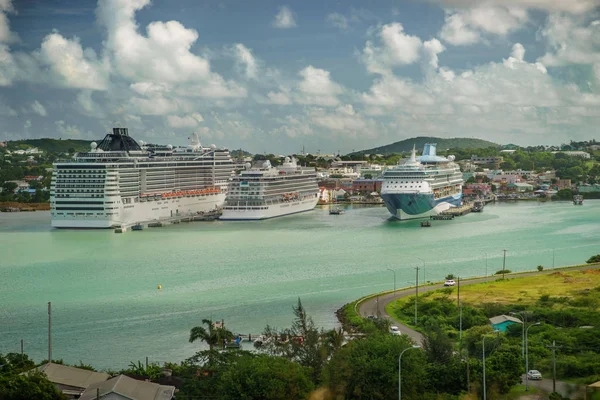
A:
489 315 522 332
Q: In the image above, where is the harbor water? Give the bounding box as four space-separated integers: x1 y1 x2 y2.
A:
1 201 599 368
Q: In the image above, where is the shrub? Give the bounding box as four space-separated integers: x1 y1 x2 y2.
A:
587 254 600 264
495 269 511 275
445 274 455 280
537 265 544 271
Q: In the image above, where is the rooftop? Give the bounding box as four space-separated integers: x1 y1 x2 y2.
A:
489 315 523 325
37 363 110 390
79 375 175 400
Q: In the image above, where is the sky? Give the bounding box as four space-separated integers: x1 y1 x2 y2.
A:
0 0 599 154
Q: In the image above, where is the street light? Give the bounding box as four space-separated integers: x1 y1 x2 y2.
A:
399 345 420 400
509 311 527 358
485 253 488 277
482 330 500 400
387 268 396 298
525 322 541 391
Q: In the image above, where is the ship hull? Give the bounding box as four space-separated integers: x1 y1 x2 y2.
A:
381 192 462 220
220 197 318 220
51 192 226 228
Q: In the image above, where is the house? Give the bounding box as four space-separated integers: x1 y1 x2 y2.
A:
578 184 600 193
352 179 383 194
552 151 591 159
36 363 110 399
466 183 492 196
470 155 504 168
318 187 330 203
556 179 572 190
492 174 521 184
489 315 522 332
4 180 30 192
507 182 534 192
23 175 44 182
331 189 347 200
79 375 175 400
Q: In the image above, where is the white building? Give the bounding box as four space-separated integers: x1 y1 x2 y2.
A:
552 151 591 159
318 187 331 203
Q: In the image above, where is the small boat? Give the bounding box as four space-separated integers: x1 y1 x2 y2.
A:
114 226 126 233
472 199 485 212
131 224 144 231
420 221 431 227
329 207 345 215
148 221 163 228
573 195 584 205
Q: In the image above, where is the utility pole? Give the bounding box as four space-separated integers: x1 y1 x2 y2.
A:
458 276 462 341
546 341 562 394
552 249 555 269
414 267 419 325
20 339 24 355
502 249 507 279
48 302 52 363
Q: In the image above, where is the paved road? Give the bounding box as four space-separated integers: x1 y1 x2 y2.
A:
357 264 600 346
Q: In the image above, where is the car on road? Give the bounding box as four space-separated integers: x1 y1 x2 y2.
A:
389 325 402 336
527 370 542 380
444 280 456 286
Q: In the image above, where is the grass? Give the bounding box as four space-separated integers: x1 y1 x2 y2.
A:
391 269 600 309
504 385 540 399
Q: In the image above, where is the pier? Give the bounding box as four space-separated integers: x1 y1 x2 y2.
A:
114 210 222 233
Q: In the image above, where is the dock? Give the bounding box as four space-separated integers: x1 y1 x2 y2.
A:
113 209 222 233
441 203 473 217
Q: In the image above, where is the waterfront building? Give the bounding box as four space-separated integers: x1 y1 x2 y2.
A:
327 166 359 179
352 178 383 194
318 187 331 203
4 180 29 192
578 184 600 193
492 174 522 184
556 179 572 190
359 163 385 178
507 182 534 192
466 183 492 196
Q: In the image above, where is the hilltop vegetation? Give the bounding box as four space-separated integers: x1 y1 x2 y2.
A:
353 136 499 155
6 138 92 154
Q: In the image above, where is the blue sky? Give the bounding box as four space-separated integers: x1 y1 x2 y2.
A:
1 0 599 153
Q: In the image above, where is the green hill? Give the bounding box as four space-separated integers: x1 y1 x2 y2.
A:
353 136 499 155
6 138 93 153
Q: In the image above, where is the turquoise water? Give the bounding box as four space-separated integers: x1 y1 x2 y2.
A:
1 201 599 369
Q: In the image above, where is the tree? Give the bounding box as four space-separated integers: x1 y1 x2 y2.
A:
2 181 17 193
323 334 428 400
587 254 600 264
218 354 314 400
189 319 234 352
0 371 67 400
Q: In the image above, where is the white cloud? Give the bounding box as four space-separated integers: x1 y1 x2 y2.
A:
327 13 349 30
167 113 204 128
37 32 110 90
432 0 599 14
362 23 423 74
271 115 313 138
295 65 344 106
537 15 600 67
55 120 83 138
423 38 445 70
440 6 528 45
273 6 297 28
265 89 292 105
24 119 31 129
31 100 47 117
0 0 18 44
232 43 258 79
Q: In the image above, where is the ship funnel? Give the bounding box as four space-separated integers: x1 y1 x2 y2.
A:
113 128 129 136
422 143 437 157
410 145 417 163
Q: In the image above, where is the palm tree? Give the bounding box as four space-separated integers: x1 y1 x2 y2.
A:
189 319 234 351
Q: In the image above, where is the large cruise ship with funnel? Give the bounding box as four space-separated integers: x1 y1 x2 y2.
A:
50 128 235 228
220 157 319 220
380 143 463 220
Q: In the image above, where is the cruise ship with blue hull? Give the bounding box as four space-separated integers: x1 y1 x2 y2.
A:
380 143 464 220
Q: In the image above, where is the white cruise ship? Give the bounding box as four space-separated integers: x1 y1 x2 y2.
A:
220 157 319 220
380 143 463 220
50 128 235 228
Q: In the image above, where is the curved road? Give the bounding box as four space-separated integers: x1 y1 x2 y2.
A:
357 264 600 346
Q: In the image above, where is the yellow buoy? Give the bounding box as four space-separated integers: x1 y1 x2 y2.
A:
157 284 162 290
